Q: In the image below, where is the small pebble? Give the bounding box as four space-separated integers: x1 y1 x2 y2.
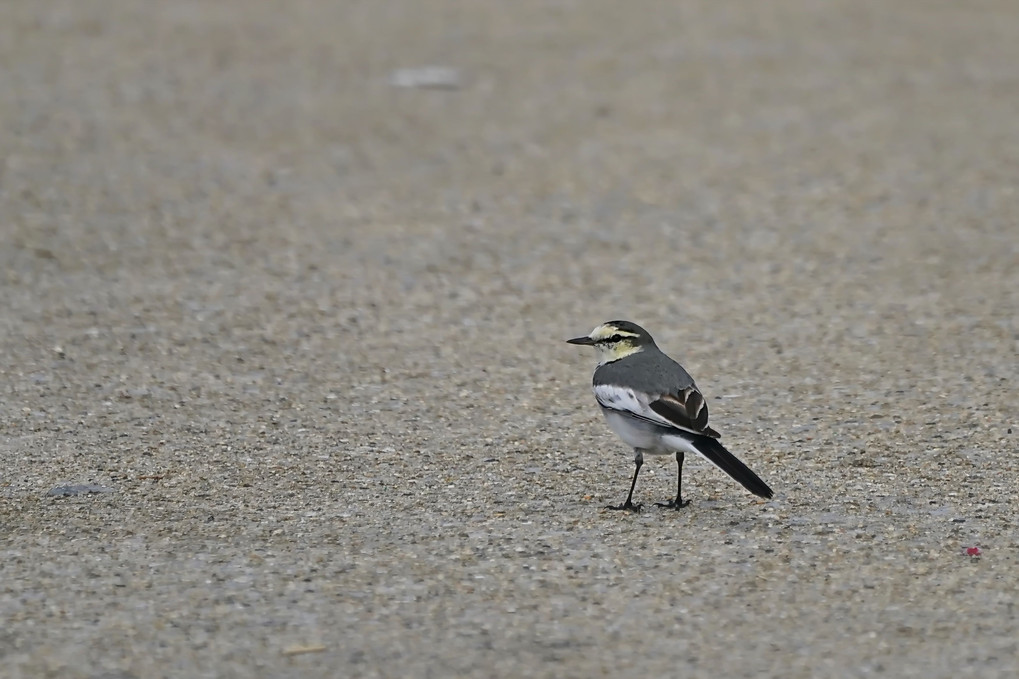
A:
389 66 461 90
47 484 117 497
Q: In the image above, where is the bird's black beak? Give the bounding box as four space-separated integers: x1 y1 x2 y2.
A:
566 336 596 346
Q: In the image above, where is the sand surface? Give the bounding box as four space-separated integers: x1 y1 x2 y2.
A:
2 1 1018 677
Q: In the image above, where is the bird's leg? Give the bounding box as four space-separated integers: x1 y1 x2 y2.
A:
656 451 691 509
608 450 643 511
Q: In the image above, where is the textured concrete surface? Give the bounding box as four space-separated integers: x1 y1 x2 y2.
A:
2 1 1018 677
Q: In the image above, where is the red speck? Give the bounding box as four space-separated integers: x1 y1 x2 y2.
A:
966 547 982 557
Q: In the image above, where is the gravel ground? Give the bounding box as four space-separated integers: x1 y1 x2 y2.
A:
2 1 1018 677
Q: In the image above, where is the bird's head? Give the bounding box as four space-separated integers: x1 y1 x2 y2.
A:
566 320 656 365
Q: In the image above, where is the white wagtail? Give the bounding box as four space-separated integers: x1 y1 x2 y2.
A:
567 320 773 511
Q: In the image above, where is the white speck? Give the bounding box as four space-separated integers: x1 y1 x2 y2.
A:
389 66 461 90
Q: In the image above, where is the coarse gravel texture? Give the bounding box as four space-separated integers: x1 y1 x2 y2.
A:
2 0 1018 677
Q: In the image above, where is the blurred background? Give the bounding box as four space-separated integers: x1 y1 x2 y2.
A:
2 1 1017 677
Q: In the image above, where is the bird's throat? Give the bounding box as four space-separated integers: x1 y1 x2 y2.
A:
597 343 643 366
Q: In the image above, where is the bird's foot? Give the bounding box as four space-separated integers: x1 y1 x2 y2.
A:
606 501 642 512
655 499 691 510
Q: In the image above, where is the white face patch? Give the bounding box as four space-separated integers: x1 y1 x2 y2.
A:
585 324 644 365
594 342 642 365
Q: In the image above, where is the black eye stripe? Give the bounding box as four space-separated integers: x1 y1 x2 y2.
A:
598 334 626 344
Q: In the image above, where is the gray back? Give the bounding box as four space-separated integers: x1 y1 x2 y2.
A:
593 346 696 395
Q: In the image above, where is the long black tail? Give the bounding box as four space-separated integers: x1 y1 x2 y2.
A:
692 436 773 499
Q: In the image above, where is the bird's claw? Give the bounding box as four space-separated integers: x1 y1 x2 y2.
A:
606 502 642 512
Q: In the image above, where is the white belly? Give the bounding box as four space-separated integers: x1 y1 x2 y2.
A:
602 408 669 453
601 408 703 457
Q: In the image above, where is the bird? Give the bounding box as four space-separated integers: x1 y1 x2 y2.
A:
567 320 773 511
